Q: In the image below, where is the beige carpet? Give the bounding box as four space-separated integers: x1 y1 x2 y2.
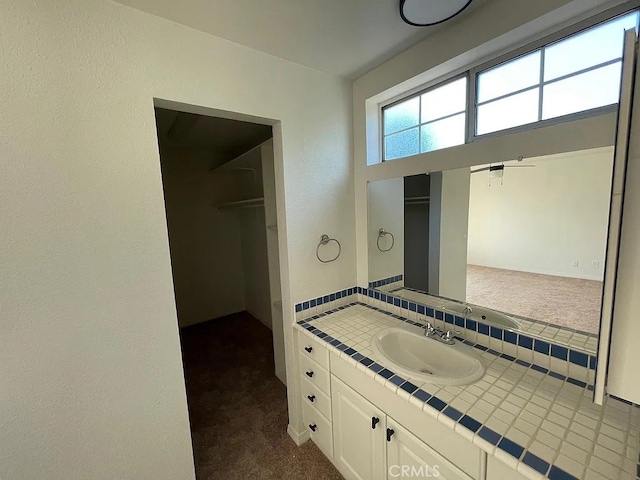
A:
180 312 342 480
466 265 602 334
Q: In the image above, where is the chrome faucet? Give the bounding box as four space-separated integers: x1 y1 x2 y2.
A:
424 321 437 338
440 329 461 345
422 319 460 345
462 306 473 316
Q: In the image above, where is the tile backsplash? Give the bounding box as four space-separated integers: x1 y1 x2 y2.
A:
368 274 403 290
295 285 597 386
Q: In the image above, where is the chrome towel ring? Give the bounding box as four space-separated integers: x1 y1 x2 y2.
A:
377 228 395 252
316 234 341 263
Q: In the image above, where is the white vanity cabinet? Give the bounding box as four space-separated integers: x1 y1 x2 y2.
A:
332 375 387 480
485 456 528 480
332 374 474 480
386 420 474 480
297 331 485 480
298 339 334 460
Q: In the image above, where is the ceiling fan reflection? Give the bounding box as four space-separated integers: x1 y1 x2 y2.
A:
470 162 536 186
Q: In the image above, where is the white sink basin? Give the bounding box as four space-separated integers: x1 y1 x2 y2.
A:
371 328 485 386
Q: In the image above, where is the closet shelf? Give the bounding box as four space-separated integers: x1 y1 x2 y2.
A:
405 195 430 205
210 144 262 174
214 197 264 210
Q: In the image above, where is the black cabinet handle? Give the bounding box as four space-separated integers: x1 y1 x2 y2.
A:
305 371 314 378
305 346 313 353
372 417 380 429
307 395 316 403
309 424 317 432
386 428 395 442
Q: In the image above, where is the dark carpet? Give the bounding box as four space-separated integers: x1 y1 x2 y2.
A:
180 312 342 479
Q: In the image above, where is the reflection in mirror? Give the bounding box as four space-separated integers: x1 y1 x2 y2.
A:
368 146 614 354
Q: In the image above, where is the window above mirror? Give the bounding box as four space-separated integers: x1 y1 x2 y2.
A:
476 12 637 135
380 10 639 162
383 77 467 160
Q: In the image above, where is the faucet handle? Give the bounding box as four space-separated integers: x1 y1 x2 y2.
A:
421 319 436 336
443 329 461 340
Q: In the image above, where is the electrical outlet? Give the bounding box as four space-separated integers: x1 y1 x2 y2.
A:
592 260 599 268
572 261 579 267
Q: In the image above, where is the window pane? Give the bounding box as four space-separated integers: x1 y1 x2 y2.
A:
421 77 467 123
421 114 466 153
384 97 419 135
385 128 419 160
477 51 541 103
544 12 638 81
477 89 540 135
542 63 622 120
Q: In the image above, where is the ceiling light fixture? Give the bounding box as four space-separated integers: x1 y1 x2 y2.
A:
399 0 473 27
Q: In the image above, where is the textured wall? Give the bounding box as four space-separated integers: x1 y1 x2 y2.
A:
240 207 273 328
159 146 247 327
367 178 404 282
0 0 354 478
468 148 613 280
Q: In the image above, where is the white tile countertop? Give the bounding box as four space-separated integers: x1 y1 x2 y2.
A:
295 303 640 480
384 287 598 353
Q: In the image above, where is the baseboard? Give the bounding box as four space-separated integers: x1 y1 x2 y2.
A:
276 368 287 386
246 308 273 331
287 424 310 446
468 263 602 282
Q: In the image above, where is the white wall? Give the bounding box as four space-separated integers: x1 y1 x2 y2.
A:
467 148 614 280
608 55 640 403
240 206 273 327
160 146 247 327
367 178 404 282
229 147 274 329
261 142 287 384
0 1 354 478
438 169 471 301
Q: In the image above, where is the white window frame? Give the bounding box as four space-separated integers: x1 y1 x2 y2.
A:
381 73 469 161
380 5 640 162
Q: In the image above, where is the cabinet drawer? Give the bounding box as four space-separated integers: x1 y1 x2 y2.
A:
301 376 332 421
299 354 330 395
302 399 333 460
299 339 330 370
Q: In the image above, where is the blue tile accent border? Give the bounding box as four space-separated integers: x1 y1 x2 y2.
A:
459 415 482 433
295 287 354 315
443 406 462 422
478 426 501 445
368 274 404 289
548 465 576 480
427 396 447 411
498 437 524 460
361 285 597 370
296 301 600 480
522 452 550 475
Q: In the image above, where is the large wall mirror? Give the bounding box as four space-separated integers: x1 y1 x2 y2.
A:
368 146 615 355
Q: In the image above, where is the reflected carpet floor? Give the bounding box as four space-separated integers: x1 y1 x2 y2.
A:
180 312 342 480
466 265 602 334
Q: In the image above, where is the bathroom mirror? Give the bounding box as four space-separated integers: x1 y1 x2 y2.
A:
367 146 615 354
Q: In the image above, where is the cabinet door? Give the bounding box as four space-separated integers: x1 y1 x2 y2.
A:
331 375 387 480
386 420 474 480
486 456 528 480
